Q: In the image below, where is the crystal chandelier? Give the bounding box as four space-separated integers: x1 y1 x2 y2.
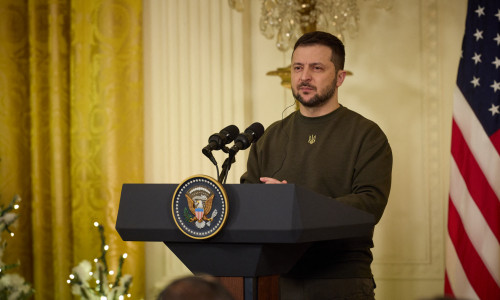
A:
229 0 392 52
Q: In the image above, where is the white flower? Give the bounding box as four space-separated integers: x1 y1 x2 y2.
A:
0 213 18 226
72 260 92 282
71 284 102 300
120 274 132 285
8 283 32 300
107 287 120 299
0 273 25 288
92 262 109 294
71 284 88 297
0 273 31 300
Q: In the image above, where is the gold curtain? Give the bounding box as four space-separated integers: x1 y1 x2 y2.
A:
0 0 144 299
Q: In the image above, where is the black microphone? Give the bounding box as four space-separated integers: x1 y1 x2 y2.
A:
228 122 265 156
202 125 240 164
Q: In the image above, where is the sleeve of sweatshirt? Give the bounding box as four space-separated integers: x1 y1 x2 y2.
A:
334 125 393 224
240 142 261 184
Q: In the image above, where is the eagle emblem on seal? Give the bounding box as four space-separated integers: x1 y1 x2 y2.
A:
183 186 218 229
172 175 228 239
186 192 214 222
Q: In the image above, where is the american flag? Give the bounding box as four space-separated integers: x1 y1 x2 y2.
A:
445 0 500 299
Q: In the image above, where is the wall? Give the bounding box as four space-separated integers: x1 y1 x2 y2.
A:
142 0 467 299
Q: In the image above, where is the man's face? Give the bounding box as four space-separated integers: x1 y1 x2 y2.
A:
291 45 338 108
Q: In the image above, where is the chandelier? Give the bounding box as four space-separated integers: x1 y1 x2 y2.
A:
229 0 392 52
228 0 392 87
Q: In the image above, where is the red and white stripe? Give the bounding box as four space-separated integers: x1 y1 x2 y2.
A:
445 87 500 299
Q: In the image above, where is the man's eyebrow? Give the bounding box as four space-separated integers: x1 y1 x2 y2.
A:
293 62 325 66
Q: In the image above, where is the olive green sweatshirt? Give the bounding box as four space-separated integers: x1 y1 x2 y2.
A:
240 105 392 278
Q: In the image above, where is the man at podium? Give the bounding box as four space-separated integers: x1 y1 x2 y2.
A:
241 31 393 299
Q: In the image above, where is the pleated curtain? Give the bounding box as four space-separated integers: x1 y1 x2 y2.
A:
0 0 145 298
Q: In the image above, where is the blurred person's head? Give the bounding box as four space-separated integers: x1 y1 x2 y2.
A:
157 275 234 300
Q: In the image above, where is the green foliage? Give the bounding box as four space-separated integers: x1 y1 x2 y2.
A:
183 207 194 222
0 195 34 300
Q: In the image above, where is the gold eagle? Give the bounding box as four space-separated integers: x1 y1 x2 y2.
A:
186 193 214 223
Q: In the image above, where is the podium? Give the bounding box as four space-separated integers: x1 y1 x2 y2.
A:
116 183 375 300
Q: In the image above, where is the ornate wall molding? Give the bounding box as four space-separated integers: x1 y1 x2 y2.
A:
371 0 447 281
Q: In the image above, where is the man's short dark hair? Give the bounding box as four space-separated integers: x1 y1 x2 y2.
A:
292 31 345 71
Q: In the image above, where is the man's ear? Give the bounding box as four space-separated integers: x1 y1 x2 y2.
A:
336 70 347 87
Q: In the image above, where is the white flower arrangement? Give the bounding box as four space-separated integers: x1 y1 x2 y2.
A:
67 222 133 300
0 195 34 300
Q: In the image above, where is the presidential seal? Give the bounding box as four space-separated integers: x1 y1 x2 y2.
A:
172 175 228 239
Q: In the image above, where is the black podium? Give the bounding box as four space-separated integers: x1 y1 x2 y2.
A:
116 184 375 300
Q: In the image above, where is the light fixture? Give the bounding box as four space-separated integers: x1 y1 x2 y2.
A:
230 0 392 51
229 0 392 87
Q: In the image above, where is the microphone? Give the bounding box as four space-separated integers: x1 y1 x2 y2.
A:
228 122 265 156
202 125 240 164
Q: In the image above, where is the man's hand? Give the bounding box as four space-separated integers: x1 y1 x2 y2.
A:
260 177 288 184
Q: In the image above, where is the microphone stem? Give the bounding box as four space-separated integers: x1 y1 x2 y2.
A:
218 154 235 184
